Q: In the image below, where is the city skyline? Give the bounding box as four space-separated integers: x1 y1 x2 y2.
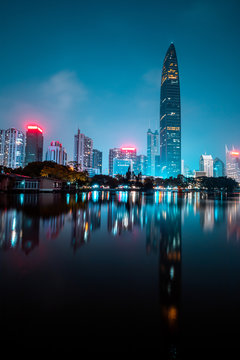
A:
0 0 240 173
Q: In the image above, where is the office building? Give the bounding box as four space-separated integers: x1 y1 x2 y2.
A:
160 43 181 178
147 129 159 176
0 130 5 166
109 148 122 176
92 149 102 174
74 129 93 172
199 154 213 177
109 147 137 176
0 128 25 168
155 155 161 177
46 141 67 165
136 155 147 176
226 146 240 183
213 157 225 177
113 158 133 176
25 125 43 165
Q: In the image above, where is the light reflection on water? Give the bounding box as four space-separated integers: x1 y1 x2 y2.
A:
0 191 240 354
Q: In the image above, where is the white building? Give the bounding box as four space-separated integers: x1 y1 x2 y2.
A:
74 129 93 172
226 146 240 183
46 141 67 165
0 128 25 169
199 154 213 177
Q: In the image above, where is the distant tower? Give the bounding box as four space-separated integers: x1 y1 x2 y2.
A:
137 155 148 176
109 148 122 176
25 125 43 165
147 129 159 176
199 154 213 177
160 43 181 178
92 149 102 174
0 128 25 168
46 141 67 165
226 146 240 183
74 129 93 172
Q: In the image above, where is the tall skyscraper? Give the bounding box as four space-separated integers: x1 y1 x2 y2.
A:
46 141 67 165
226 146 240 183
0 128 25 168
213 157 225 177
74 129 93 172
160 43 181 178
92 149 102 174
199 154 213 177
147 129 159 176
25 125 43 166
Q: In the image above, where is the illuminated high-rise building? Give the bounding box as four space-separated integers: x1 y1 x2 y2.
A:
0 130 5 166
199 154 213 177
46 141 67 165
0 128 25 168
74 129 93 172
25 125 43 165
109 148 122 176
160 43 181 178
109 147 137 176
226 146 240 183
147 129 159 176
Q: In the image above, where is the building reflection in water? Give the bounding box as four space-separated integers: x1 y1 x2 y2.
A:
1 191 240 352
227 200 240 243
71 192 101 252
159 197 181 359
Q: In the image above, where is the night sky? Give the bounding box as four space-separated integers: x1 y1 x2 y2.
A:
0 0 239 173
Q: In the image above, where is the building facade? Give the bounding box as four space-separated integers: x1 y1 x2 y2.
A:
147 129 159 176
109 148 122 176
160 43 181 178
213 157 225 177
199 155 213 177
74 129 93 172
136 155 147 176
113 158 133 176
226 146 240 183
92 149 102 174
46 141 67 165
109 147 137 177
25 125 43 166
0 128 25 168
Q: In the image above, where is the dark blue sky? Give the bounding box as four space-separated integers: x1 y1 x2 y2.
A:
0 0 239 173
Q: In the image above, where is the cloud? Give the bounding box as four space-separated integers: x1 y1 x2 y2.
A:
40 71 88 110
0 70 88 129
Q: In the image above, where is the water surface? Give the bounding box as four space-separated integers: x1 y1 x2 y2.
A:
1 191 240 355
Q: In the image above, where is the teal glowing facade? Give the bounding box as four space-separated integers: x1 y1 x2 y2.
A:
160 43 181 178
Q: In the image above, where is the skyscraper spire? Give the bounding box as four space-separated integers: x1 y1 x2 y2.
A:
160 43 181 178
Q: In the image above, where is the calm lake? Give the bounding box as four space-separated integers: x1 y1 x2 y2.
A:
1 191 240 355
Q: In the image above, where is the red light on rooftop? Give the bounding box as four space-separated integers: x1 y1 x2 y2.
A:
121 147 136 151
231 151 240 156
27 125 43 133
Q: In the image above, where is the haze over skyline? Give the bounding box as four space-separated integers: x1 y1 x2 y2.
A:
0 0 240 174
